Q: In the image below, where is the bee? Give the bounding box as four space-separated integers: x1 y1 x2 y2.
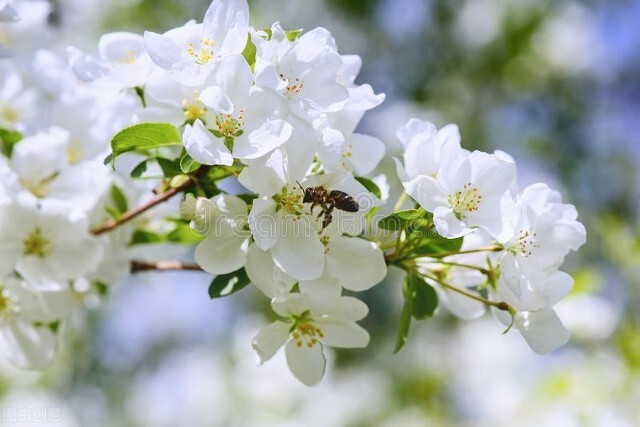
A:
297 182 359 229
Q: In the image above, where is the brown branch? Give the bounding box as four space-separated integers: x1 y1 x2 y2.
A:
92 177 197 236
130 260 204 273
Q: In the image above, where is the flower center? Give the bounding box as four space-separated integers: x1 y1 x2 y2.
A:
290 311 324 348
187 38 215 65
23 227 52 258
274 186 303 215
0 103 18 126
116 50 137 64
0 286 21 326
213 111 244 138
67 143 84 164
448 183 483 218
20 172 58 198
512 229 539 257
183 98 207 122
279 73 304 99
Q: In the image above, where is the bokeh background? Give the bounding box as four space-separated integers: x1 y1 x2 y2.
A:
2 0 640 425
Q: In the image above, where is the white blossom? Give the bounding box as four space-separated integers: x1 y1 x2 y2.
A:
0 197 103 285
144 0 249 86
252 293 369 386
0 276 73 369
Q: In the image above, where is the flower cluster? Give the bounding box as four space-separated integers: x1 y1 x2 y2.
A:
395 120 586 353
0 0 586 385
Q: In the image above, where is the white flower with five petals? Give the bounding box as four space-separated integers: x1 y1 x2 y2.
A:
400 148 515 239
252 293 370 386
144 0 249 86
0 276 73 369
182 55 292 165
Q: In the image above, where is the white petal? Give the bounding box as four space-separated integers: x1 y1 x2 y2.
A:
433 206 472 239
515 309 570 354
330 296 369 321
203 0 249 57
245 244 295 298
315 319 370 348
238 149 288 195
199 86 234 113
285 339 326 386
349 133 385 176
211 54 253 104
46 238 103 281
345 84 385 111
248 198 279 250
144 31 182 69
171 61 212 86
183 120 234 166
403 175 447 212
396 118 436 148
542 271 574 307
252 321 290 364
299 273 342 313
195 231 248 275
271 293 310 317
271 215 324 281
325 236 386 291
235 119 292 160
0 322 57 370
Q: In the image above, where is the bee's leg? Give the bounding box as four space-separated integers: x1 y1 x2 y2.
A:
322 204 334 228
322 212 333 229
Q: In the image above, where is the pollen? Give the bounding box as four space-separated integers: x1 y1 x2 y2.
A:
274 187 303 215
67 143 84 164
515 229 539 257
0 104 19 126
279 73 304 98
213 110 244 138
116 50 137 64
183 97 207 121
448 183 483 218
23 227 52 258
291 312 324 348
187 38 216 65
0 286 21 326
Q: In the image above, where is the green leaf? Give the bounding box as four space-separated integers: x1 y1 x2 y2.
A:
130 229 164 244
236 193 258 205
241 34 257 70
110 184 129 215
378 209 431 232
394 276 415 354
0 127 23 157
412 277 438 320
355 176 382 199
134 86 146 107
130 157 182 179
209 268 251 299
109 123 182 168
285 28 304 41
179 152 201 174
167 221 203 245
413 234 464 257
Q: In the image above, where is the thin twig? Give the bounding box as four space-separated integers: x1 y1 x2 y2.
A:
424 274 510 311
91 174 200 236
130 260 204 273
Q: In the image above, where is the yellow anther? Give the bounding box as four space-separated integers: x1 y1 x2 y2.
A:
23 227 52 258
186 38 216 64
0 287 21 326
448 183 483 218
